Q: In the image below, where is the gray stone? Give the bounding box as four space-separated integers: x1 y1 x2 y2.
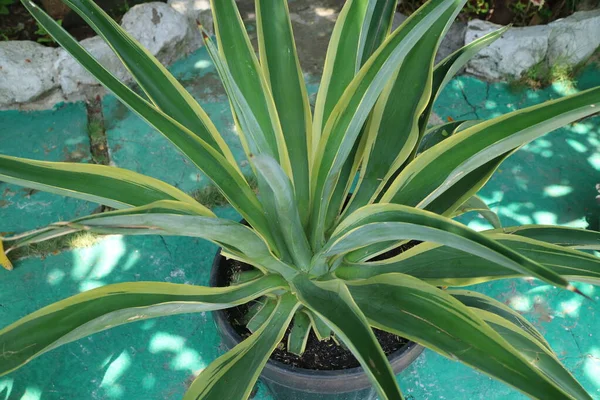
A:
168 0 213 35
0 41 59 106
393 13 466 64
465 19 550 80
56 36 131 95
121 2 202 65
436 20 467 63
547 10 600 67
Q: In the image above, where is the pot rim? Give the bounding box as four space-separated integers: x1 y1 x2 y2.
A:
210 248 424 393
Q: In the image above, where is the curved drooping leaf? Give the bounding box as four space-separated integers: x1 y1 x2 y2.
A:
0 241 12 271
21 0 274 249
309 0 466 248
347 273 585 400
474 309 591 400
256 0 312 224
184 293 299 400
304 309 332 340
449 290 550 350
59 0 237 166
0 275 287 376
0 155 201 210
5 203 298 278
253 155 312 269
325 204 573 291
2 200 212 251
382 86 600 208
453 195 502 229
292 275 404 400
336 233 600 286
490 225 600 250
211 0 291 175
417 26 509 137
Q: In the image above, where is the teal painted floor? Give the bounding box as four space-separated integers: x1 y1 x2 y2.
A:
1 45 599 400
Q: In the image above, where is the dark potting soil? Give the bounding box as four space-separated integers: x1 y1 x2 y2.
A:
215 255 411 371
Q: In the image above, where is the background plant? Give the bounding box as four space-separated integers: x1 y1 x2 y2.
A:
1 0 600 399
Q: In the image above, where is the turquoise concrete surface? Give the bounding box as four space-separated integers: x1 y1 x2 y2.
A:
0 44 599 399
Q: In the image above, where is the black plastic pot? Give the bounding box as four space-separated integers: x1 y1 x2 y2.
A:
210 249 424 400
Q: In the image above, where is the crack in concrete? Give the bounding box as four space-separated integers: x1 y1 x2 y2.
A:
458 81 481 119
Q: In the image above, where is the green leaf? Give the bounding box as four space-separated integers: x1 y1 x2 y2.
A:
3 200 212 252
382 86 600 208
490 225 600 250
453 195 502 229
256 0 312 224
0 275 287 376
0 155 202 210
336 233 600 286
417 26 509 138
449 290 550 350
184 293 299 400
347 273 583 399
247 298 277 333
210 0 292 175
312 0 371 147
342 12 452 217
253 155 312 269
58 0 238 167
4 202 298 278
326 204 574 291
474 309 591 400
292 275 404 400
288 310 311 356
423 150 514 217
319 0 399 234
358 0 398 66
21 0 274 247
309 0 465 249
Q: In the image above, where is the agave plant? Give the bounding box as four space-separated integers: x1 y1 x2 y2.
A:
1 0 600 398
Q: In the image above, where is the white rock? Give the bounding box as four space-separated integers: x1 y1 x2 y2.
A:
168 0 213 35
465 19 550 80
56 36 131 95
0 41 59 106
547 10 600 67
121 2 201 65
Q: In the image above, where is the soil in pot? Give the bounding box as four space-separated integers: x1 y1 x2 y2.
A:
214 254 412 371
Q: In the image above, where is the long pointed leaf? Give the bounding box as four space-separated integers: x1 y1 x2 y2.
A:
383 86 600 208
347 273 583 400
309 0 465 248
326 204 574 291
21 1 274 248
336 233 600 286
256 0 312 224
491 225 600 250
59 0 238 168
210 0 292 176
475 309 591 400
0 155 202 210
0 275 287 376
292 275 404 400
184 293 299 400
